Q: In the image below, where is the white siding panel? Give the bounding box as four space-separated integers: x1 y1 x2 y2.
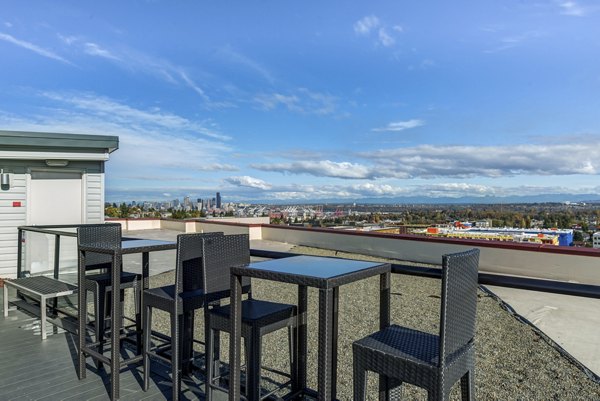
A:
0 173 26 278
85 173 104 224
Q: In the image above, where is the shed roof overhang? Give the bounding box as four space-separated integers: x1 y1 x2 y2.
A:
0 130 119 154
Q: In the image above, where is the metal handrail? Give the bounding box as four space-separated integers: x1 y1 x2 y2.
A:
17 224 96 278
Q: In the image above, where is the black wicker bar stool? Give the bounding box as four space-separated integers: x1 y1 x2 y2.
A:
78 224 141 367
142 232 252 401
204 235 298 401
352 248 480 401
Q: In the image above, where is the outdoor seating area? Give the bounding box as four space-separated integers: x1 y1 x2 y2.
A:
2 226 600 400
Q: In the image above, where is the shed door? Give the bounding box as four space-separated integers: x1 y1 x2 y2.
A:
26 172 84 275
29 171 83 225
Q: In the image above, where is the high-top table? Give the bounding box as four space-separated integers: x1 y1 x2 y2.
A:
77 239 176 401
229 255 391 401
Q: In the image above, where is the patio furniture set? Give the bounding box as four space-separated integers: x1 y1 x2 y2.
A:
3 223 480 401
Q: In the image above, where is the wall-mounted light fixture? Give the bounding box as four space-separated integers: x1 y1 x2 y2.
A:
1 169 9 190
45 159 70 167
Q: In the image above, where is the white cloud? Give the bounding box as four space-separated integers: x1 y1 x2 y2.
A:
354 15 380 35
372 119 425 132
378 28 395 47
216 45 276 84
360 143 600 178
40 91 230 141
194 163 238 172
60 37 215 104
249 140 600 182
0 92 238 179
254 89 337 115
57 34 79 45
252 160 373 179
84 42 120 61
484 31 544 53
354 16 402 47
226 176 272 190
558 1 586 16
350 182 399 196
0 32 72 64
178 70 210 101
254 93 301 112
104 177 600 202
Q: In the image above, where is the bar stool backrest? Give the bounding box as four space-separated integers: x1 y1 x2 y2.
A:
200 234 251 300
438 248 480 366
174 232 224 296
77 223 122 271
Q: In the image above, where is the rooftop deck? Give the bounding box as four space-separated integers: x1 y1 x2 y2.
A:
0 223 600 400
2 227 600 400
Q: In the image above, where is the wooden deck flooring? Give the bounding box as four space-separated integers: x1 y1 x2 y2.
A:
0 290 226 401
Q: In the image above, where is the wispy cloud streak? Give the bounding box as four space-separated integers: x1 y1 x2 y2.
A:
0 91 239 182
60 36 215 104
372 119 424 132
254 88 337 115
0 32 72 64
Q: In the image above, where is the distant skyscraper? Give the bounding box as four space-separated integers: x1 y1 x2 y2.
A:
216 192 222 209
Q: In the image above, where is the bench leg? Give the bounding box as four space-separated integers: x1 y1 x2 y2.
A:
40 295 47 340
3 284 8 317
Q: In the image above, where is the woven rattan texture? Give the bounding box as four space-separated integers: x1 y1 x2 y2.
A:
204 235 298 401
143 232 229 401
352 248 480 400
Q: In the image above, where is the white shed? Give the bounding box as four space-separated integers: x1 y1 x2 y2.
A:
0 130 118 278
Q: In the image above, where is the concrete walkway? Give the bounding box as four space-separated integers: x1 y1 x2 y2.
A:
486 285 600 377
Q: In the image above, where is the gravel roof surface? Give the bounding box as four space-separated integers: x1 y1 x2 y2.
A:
133 245 600 400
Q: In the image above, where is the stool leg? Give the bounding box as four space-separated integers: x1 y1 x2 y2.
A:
205 320 216 401
353 351 367 401
460 369 475 401
142 304 152 391
119 288 126 334
182 310 194 375
134 284 142 355
247 326 262 401
91 286 105 369
96 286 105 369
171 312 181 401
288 325 299 393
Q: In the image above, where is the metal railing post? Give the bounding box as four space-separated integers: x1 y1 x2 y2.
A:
52 234 61 311
53 234 61 279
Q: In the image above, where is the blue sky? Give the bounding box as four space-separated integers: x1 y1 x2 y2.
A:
1 1 600 203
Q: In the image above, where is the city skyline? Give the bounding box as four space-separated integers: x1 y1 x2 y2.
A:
2 2 600 202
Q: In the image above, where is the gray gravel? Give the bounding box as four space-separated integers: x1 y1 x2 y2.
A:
124 245 600 400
